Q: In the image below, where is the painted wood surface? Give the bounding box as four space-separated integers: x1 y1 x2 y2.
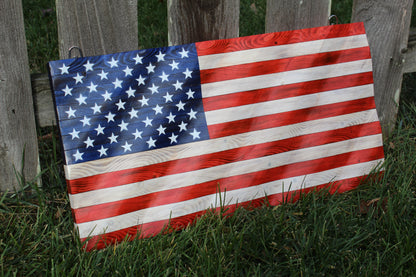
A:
167 0 240 45
0 1 40 190
55 0 138 58
265 0 331 33
352 0 414 138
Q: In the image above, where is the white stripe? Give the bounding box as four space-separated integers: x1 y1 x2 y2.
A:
198 35 368 70
77 159 383 238
201 59 373 98
65 109 379 180
205 84 374 125
70 133 382 209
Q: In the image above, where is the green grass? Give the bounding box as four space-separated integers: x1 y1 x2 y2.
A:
2 0 416 275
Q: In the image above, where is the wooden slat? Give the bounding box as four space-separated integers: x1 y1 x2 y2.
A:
352 0 414 138
265 0 331 33
31 73 56 127
167 0 240 45
0 1 40 191
55 0 138 58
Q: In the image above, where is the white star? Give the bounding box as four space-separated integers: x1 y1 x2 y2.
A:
69 128 80 140
125 87 136 98
83 60 94 71
136 75 146 86
186 89 195 99
139 95 149 106
146 137 157 148
152 104 163 115
190 128 201 140
122 141 132 152
159 71 169 82
115 99 126 110
173 80 183 91
112 78 122 89
75 94 87 105
183 68 193 79
87 82 97 93
108 57 119 68
188 109 197 120
62 85 73 96
155 51 166 62
102 90 112 101
118 120 129 131
148 83 159 94
84 137 94 148
97 145 108 157
73 73 84 84
73 150 83 161
59 63 69 74
163 92 173 103
128 108 139 119
146 63 156 73
166 112 176 123
95 124 105 135
142 117 153 127
179 48 189 58
169 133 178 144
98 70 108 80
133 54 143 64
65 107 76 118
105 112 115 122
157 125 166 135
80 116 91 126
132 129 143 139
91 103 101 114
178 121 188 132
123 66 133 76
108 133 118 143
176 101 186 111
169 60 179 70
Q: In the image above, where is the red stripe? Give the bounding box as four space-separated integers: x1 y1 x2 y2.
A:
195 23 365 56
67 115 380 195
81 173 377 251
73 146 384 223
199 47 371 84
202 72 374 112
208 97 377 139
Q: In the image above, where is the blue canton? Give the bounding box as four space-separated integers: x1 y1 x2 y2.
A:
49 44 209 165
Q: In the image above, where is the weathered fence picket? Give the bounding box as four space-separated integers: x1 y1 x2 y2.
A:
167 0 240 45
1 0 416 191
56 0 138 58
352 0 414 138
265 0 331 32
0 1 40 191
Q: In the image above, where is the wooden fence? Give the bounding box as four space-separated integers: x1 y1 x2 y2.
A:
0 0 414 191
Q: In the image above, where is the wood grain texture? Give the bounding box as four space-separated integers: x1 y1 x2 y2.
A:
265 0 331 33
167 0 240 45
0 1 40 191
351 0 414 138
31 73 56 127
55 0 138 58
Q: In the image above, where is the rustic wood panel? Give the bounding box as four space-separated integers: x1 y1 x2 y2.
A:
0 1 40 191
265 0 331 33
352 0 414 138
55 0 138 58
167 0 240 45
31 73 56 127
